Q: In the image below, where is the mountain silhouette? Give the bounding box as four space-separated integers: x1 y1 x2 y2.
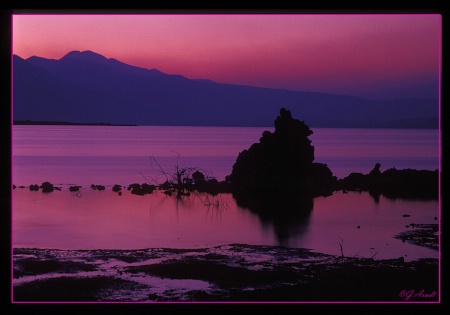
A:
13 50 438 128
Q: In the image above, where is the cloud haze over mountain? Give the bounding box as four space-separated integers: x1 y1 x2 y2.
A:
13 50 438 128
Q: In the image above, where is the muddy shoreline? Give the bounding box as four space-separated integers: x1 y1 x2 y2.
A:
13 235 439 303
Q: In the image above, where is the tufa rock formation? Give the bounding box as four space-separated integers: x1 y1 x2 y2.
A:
229 108 337 210
338 163 439 201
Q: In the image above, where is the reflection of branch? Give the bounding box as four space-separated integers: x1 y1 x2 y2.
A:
337 236 344 257
204 195 230 209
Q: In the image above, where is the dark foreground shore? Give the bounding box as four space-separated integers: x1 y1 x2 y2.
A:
13 234 439 303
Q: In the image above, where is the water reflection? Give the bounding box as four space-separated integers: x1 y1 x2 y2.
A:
12 188 438 260
233 194 313 247
369 190 381 203
367 187 439 204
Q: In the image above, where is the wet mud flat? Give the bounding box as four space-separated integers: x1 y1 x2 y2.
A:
13 241 438 303
394 223 439 251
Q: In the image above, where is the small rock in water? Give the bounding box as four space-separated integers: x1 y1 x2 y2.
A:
69 186 80 192
41 181 54 193
91 184 106 191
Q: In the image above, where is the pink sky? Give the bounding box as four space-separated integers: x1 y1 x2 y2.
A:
12 14 440 100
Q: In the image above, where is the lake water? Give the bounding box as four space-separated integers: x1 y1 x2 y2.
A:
12 126 440 261
12 126 439 185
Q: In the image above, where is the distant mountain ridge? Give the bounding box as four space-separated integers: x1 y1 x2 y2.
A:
13 50 439 128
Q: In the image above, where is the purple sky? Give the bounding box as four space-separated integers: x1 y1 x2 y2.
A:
12 14 441 100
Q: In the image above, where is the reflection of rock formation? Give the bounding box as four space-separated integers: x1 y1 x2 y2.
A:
234 194 313 247
229 108 337 214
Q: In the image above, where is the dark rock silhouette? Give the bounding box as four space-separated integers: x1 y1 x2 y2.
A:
41 182 54 193
186 171 231 195
112 184 122 193
127 183 156 196
229 108 337 212
69 186 81 192
91 184 106 191
338 164 439 201
369 163 381 176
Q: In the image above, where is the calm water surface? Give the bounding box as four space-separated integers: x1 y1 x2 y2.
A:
12 126 440 261
12 125 439 185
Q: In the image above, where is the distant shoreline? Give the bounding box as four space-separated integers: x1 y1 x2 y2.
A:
12 120 438 129
13 120 137 126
